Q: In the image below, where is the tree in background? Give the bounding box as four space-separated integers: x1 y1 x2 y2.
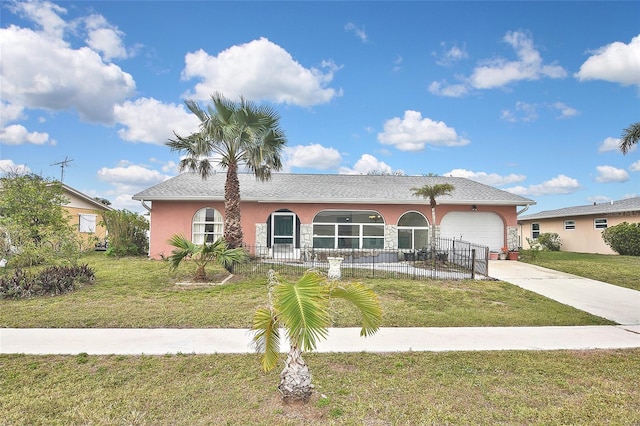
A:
252 269 381 403
411 183 455 254
0 172 76 267
167 92 287 248
620 122 640 154
101 210 148 256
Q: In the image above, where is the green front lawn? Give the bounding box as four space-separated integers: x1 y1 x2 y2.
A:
0 251 613 328
2 350 639 425
521 251 640 291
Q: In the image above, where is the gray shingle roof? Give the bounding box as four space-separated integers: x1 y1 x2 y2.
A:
519 197 640 220
133 173 534 206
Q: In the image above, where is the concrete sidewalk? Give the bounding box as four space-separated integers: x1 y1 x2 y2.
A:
2 326 639 355
2 261 639 355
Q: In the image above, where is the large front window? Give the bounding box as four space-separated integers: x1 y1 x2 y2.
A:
312 210 384 249
192 208 223 244
397 211 429 250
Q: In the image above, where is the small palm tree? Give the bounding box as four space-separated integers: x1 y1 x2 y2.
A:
252 269 382 403
166 234 248 281
620 121 640 154
411 183 455 254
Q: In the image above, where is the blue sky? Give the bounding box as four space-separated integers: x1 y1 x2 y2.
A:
1 0 638 214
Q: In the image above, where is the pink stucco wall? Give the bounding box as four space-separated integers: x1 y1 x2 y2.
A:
147 200 519 259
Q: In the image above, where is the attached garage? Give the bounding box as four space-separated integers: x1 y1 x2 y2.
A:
440 211 504 252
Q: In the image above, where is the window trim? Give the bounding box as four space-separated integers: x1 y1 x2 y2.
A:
312 209 385 249
192 207 224 244
531 223 540 239
397 211 430 250
594 218 608 230
564 220 576 231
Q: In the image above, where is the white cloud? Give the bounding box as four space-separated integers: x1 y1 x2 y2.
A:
630 160 640 172
283 144 342 171
587 195 612 204
0 124 53 145
338 154 394 175
97 164 172 210
552 102 579 119
83 14 129 61
595 165 629 183
345 22 368 43
0 15 136 123
114 98 200 144
9 0 68 39
445 168 526 186
470 31 567 89
598 137 621 152
506 174 581 196
500 101 538 122
575 34 640 87
378 110 469 151
434 42 468 66
0 159 31 175
428 81 469 97
181 37 342 106
0 102 25 126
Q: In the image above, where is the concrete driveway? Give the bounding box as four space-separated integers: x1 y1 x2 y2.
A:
489 260 640 326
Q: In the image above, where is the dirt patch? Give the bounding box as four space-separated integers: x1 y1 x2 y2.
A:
270 393 327 423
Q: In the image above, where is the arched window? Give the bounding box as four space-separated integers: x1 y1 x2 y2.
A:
192 208 223 244
397 211 429 250
312 210 384 249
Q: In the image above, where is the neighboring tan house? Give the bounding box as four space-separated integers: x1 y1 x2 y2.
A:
62 184 113 246
518 197 640 255
132 173 535 260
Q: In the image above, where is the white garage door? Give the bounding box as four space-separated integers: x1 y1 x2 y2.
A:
440 211 504 251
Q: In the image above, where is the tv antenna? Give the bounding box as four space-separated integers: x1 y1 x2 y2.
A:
51 157 73 182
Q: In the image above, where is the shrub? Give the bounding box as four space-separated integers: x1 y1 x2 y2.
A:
101 210 149 257
524 237 542 261
0 264 95 299
602 222 640 256
537 233 562 251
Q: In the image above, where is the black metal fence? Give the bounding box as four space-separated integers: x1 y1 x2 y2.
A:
232 238 489 280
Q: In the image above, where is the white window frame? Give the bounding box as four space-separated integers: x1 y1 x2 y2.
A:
531 223 540 239
594 218 608 229
564 220 576 230
192 208 224 244
79 214 97 233
312 210 385 249
397 211 429 250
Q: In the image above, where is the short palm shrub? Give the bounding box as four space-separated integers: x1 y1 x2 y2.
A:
252 269 382 403
602 222 640 256
166 235 248 281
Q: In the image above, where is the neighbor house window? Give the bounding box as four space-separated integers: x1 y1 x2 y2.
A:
531 223 540 239
78 214 97 233
594 218 608 229
312 210 384 249
564 220 575 230
397 211 429 250
192 208 223 244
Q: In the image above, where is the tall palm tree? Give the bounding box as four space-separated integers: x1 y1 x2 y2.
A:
620 121 640 154
166 234 248 281
167 92 287 248
252 269 382 403
411 183 455 255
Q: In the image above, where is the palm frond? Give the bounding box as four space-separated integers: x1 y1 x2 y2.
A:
620 122 640 155
274 270 330 352
329 282 382 337
252 307 280 372
166 234 196 270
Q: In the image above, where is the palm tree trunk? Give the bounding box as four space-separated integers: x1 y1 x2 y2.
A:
279 345 313 403
194 264 207 282
224 161 243 248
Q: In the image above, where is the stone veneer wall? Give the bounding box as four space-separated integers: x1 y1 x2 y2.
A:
507 226 519 250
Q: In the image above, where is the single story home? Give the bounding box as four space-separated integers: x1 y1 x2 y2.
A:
62 184 113 245
518 197 640 254
133 173 534 260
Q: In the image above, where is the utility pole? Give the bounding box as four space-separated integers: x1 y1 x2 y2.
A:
51 157 73 182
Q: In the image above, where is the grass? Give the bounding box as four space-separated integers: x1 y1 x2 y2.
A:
521 251 640 291
0 251 614 328
1 350 639 425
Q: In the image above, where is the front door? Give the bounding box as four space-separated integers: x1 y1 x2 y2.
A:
272 212 296 259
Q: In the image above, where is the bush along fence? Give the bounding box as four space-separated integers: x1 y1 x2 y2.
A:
232 238 489 280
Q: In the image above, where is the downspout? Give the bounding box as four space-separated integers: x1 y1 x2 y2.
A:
140 200 152 212
516 204 531 248
517 204 531 216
